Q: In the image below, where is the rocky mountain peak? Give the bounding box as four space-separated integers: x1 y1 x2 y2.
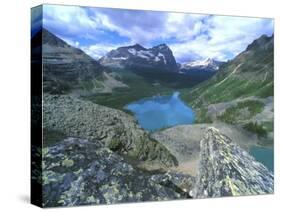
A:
180 58 223 72
153 43 169 50
246 34 273 51
191 127 273 198
41 28 70 48
130 43 146 51
204 57 214 64
99 43 178 71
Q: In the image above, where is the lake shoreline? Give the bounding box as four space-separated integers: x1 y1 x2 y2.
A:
125 91 195 132
151 122 274 175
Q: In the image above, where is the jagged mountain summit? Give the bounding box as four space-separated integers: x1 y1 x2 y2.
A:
180 58 223 73
99 43 178 72
176 58 224 83
32 28 126 94
191 127 273 198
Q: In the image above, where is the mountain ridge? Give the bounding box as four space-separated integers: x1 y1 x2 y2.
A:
99 43 178 72
180 58 224 72
32 28 127 95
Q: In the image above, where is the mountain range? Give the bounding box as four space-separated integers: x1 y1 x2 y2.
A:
33 28 273 100
99 43 178 72
180 58 223 73
99 43 224 74
32 28 225 95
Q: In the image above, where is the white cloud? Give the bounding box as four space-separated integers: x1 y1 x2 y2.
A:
90 10 273 62
80 43 129 59
170 16 274 62
91 10 167 44
42 5 274 62
43 5 105 40
164 13 208 41
92 10 208 44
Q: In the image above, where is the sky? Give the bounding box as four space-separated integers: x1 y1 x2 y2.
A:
32 4 274 63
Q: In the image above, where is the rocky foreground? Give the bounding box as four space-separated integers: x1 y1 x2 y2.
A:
42 138 193 207
41 95 274 207
40 130 274 207
191 127 273 198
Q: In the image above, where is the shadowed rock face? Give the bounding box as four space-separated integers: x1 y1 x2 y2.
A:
191 127 274 198
43 94 178 167
42 138 193 207
32 28 126 95
36 28 104 94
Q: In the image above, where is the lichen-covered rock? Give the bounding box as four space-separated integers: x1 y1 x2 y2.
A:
42 138 192 207
191 127 274 198
43 94 177 167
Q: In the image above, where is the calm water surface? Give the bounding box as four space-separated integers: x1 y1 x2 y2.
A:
125 92 195 132
126 92 273 172
250 145 274 172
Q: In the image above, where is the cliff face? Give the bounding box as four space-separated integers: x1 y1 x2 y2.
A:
191 127 274 198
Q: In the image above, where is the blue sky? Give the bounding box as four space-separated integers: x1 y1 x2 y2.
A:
32 4 274 62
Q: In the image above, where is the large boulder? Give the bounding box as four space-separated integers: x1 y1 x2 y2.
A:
42 138 193 207
191 127 274 198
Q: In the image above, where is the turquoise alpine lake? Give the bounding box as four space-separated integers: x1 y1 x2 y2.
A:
249 145 274 172
125 92 195 132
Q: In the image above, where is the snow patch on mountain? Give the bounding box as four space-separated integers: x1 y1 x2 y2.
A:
154 56 161 62
112 56 128 60
128 48 137 55
158 53 167 64
99 43 178 71
180 58 222 72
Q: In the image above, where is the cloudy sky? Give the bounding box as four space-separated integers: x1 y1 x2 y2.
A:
33 4 274 62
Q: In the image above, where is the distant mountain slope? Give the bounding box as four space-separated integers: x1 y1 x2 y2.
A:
99 43 178 72
177 58 224 83
183 34 273 108
32 28 126 94
180 58 223 73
